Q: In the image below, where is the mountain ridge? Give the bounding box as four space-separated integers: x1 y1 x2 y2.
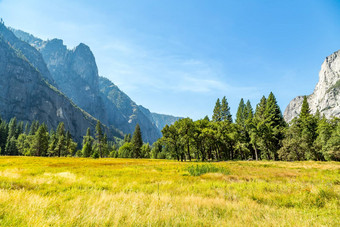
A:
11 27 181 142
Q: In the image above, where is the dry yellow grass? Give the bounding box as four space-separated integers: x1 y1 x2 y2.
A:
0 157 339 226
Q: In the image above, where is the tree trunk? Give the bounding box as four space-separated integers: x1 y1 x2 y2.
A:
253 144 258 161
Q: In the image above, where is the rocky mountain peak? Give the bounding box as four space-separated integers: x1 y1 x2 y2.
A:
72 42 99 86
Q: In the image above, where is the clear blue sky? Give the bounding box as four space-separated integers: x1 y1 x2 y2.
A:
1 0 340 120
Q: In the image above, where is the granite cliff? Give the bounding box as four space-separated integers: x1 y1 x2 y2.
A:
284 50 340 122
11 28 171 142
0 35 102 143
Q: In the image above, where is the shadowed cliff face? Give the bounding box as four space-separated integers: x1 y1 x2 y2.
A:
11 28 182 143
0 24 55 86
284 50 340 122
0 37 100 143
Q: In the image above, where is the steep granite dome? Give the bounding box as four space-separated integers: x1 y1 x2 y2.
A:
0 36 101 143
284 50 340 122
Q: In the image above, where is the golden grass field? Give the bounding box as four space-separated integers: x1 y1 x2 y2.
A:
0 157 339 226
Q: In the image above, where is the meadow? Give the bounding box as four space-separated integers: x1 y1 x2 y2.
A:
0 157 339 226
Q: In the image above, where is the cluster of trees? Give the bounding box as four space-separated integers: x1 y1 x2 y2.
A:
150 93 339 161
0 118 77 156
0 115 147 159
1 92 339 161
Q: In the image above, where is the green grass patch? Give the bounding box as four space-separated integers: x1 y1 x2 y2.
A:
186 164 230 176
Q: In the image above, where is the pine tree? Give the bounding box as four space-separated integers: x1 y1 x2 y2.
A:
16 121 24 138
263 92 286 160
82 128 93 157
7 117 17 140
324 121 340 161
0 121 8 154
31 124 49 156
24 122 29 135
102 133 108 157
124 134 131 143
5 136 18 155
48 129 57 156
55 122 66 157
65 131 77 156
29 120 39 135
298 96 318 160
265 92 285 127
95 120 103 158
236 98 246 126
82 141 92 158
131 124 143 158
212 98 222 122
299 96 310 120
244 100 254 121
221 96 232 123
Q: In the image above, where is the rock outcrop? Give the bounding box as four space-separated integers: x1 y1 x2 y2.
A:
0 35 101 143
284 50 340 122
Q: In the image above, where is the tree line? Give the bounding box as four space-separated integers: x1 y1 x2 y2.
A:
0 92 339 161
151 93 339 161
0 117 145 159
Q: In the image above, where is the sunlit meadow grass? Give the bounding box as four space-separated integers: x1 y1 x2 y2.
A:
0 157 339 226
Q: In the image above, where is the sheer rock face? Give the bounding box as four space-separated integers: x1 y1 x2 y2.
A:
284 50 340 122
39 39 107 124
12 28 162 143
0 36 99 143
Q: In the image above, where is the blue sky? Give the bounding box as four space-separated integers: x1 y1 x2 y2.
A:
1 0 340 120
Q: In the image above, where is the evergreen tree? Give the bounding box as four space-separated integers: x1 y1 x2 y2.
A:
31 124 49 156
48 129 57 156
324 120 340 161
5 136 18 155
82 128 94 157
24 122 29 135
212 98 222 122
131 124 143 158
102 133 109 157
65 131 77 156
82 141 92 158
55 122 66 157
221 96 232 123
124 134 131 143
236 99 246 126
16 121 24 138
7 117 17 140
244 100 254 121
29 120 39 135
263 92 285 160
95 120 103 158
0 121 8 154
299 96 318 160
299 96 310 120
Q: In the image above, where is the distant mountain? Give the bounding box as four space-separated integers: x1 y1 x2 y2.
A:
11 28 177 143
0 24 109 143
99 77 162 142
150 113 183 131
284 49 340 122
